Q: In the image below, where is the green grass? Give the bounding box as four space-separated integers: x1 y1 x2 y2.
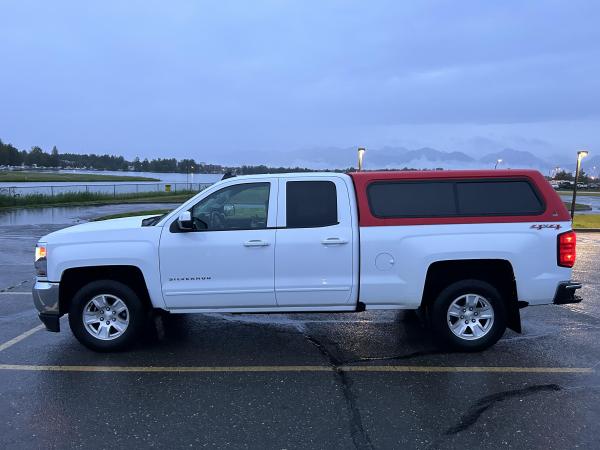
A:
0 171 159 182
0 190 197 209
564 202 592 211
93 209 171 221
557 190 600 196
573 215 600 229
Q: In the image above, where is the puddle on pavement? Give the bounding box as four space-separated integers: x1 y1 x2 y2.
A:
0 203 180 226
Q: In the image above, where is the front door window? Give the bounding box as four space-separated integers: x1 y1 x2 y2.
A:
191 182 270 231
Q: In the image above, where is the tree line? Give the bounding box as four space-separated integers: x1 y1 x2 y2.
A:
553 170 594 184
0 140 130 171
0 141 61 168
0 139 335 174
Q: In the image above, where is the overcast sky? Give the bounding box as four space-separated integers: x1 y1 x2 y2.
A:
1 1 599 165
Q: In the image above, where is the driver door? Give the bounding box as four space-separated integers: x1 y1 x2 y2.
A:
159 179 277 309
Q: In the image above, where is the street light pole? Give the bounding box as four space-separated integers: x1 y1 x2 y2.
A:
494 159 503 169
358 147 366 171
570 150 589 220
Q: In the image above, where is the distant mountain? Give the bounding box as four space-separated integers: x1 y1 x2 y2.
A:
365 147 474 168
219 145 557 172
356 147 552 171
478 148 552 170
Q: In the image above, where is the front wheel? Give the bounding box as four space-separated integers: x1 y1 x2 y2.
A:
430 279 507 352
68 280 147 352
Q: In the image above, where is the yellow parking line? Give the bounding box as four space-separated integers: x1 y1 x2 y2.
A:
341 366 594 373
0 364 333 372
0 324 45 352
0 364 593 374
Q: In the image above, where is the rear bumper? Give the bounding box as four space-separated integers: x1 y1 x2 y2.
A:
32 281 61 332
553 281 583 305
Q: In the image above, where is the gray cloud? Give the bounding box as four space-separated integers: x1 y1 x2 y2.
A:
0 0 599 163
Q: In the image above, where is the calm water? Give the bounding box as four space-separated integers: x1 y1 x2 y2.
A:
0 170 222 185
54 170 223 184
0 170 222 195
560 194 600 214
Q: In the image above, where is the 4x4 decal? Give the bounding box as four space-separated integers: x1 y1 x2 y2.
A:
530 224 562 230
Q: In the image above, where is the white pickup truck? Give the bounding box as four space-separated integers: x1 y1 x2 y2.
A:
33 170 581 352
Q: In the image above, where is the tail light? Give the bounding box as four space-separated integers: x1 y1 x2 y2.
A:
557 231 576 268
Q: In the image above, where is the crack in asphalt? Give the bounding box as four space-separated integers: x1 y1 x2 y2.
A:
445 384 562 435
303 334 374 450
0 280 29 293
343 349 442 365
215 314 439 365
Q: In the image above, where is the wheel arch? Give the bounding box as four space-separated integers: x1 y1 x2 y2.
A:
59 265 153 315
421 259 521 333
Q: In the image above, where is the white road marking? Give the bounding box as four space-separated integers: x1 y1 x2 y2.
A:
0 236 37 240
0 324 45 352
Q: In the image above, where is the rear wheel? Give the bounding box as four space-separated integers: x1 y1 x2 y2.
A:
68 280 147 352
430 279 507 352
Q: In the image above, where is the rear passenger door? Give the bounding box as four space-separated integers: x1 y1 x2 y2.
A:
275 177 354 306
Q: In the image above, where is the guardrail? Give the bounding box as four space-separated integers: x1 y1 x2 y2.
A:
0 182 214 197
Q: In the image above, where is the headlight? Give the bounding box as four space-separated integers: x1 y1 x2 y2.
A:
35 243 47 277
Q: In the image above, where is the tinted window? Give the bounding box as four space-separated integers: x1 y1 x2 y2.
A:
456 181 543 215
367 178 544 218
191 182 270 230
286 181 337 228
367 182 457 218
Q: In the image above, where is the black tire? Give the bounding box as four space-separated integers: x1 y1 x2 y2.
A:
430 279 507 352
68 280 147 352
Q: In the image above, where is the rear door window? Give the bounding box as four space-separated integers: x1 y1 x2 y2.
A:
286 181 338 228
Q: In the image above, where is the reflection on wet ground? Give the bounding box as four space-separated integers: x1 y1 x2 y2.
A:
0 203 180 226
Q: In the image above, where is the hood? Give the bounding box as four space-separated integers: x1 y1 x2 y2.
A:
40 215 156 243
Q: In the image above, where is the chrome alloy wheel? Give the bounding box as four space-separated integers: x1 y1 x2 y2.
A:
82 294 130 340
446 293 495 341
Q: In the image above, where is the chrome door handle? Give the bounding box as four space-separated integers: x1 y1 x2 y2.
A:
244 240 270 247
321 237 348 245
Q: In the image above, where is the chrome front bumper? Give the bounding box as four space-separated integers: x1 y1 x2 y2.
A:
33 281 61 332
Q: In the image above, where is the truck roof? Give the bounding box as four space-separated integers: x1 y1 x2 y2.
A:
229 169 544 181
221 172 347 180
348 169 544 181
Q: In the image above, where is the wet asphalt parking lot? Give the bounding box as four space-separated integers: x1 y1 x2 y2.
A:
0 207 599 449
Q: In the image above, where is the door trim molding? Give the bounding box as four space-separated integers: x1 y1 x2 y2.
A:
164 288 273 296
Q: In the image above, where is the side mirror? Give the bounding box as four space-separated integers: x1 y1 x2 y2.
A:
177 211 193 231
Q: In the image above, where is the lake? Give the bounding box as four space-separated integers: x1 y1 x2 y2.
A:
0 170 222 196
560 194 600 214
